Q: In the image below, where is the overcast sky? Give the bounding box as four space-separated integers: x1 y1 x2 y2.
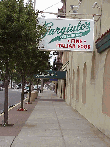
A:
24 0 63 18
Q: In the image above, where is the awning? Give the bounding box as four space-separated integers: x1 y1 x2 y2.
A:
34 70 66 79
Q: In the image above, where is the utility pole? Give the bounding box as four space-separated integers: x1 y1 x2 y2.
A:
34 0 36 11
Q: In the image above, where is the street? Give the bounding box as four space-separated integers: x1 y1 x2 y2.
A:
0 88 27 113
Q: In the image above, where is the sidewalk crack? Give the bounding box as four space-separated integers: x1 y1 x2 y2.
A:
52 102 66 147
10 136 16 147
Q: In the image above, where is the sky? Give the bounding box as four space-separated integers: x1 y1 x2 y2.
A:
24 0 63 65
24 0 63 18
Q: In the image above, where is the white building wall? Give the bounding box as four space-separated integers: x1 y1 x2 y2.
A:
57 0 110 138
65 48 110 137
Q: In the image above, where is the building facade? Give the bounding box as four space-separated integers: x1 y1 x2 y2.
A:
57 0 110 138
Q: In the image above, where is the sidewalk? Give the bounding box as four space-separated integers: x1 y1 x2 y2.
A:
0 90 110 147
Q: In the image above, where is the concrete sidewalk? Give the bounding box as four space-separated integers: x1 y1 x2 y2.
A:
5 90 110 147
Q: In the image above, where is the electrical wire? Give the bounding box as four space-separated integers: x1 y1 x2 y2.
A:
42 1 61 12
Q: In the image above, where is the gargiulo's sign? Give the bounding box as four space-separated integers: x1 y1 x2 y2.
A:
38 18 94 51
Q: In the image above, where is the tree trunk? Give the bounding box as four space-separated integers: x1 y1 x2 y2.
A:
11 75 12 89
28 81 31 103
4 62 9 125
37 79 38 92
21 74 24 109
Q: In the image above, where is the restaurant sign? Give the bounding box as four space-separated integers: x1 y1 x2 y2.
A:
38 18 94 51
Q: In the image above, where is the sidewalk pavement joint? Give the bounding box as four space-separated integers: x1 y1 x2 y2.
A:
52 101 67 147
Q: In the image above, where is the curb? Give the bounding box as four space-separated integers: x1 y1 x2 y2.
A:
0 97 28 117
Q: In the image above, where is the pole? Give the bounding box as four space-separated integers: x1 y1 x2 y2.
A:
34 0 36 11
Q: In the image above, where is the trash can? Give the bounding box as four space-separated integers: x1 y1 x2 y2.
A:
34 91 38 99
30 91 35 102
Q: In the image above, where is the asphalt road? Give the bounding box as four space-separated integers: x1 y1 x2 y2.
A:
0 88 27 113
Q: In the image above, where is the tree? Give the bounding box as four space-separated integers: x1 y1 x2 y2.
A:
14 0 50 107
0 0 50 125
0 0 20 125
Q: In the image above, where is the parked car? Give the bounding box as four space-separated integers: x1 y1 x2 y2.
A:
11 86 14 89
24 86 29 93
15 85 19 89
33 85 41 92
24 89 27 94
33 85 37 90
0 87 3 91
18 83 22 88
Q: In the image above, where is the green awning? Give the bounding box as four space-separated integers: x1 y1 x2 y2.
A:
34 70 66 79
